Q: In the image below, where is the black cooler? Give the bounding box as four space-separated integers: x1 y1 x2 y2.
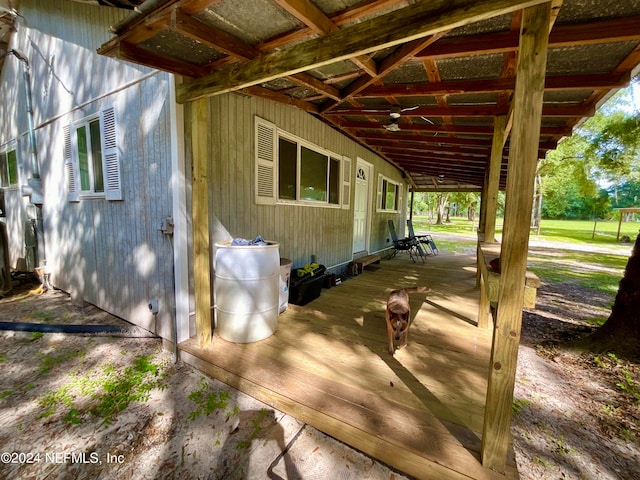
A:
288 265 326 306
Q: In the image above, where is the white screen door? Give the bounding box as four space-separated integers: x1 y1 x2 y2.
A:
353 160 371 254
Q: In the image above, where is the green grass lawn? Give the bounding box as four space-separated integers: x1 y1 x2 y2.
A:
411 216 640 244
409 216 636 295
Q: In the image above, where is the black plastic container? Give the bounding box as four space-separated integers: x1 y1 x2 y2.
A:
289 265 326 306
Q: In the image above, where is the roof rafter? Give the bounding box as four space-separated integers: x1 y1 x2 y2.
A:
175 0 548 103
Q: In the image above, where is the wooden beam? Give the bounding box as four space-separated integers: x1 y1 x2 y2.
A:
413 15 640 59
323 34 446 112
191 98 213 346
356 72 630 97
176 0 547 102
341 119 571 137
274 0 377 76
325 104 591 118
172 8 260 60
240 85 321 113
483 116 507 244
113 41 210 78
481 2 551 472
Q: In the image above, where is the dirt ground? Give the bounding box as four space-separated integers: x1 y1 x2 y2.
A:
1 249 639 479
514 252 640 479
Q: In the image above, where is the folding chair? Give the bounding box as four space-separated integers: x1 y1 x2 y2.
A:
388 220 425 263
406 219 439 255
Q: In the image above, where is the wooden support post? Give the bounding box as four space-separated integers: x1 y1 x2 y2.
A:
483 115 507 243
478 270 491 329
481 2 550 472
409 189 414 220
617 211 623 242
192 98 213 346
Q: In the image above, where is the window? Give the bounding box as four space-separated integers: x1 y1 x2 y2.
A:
77 119 104 194
64 106 122 201
255 117 349 208
377 175 402 212
0 144 19 188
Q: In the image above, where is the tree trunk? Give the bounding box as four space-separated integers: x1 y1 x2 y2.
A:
575 233 640 360
435 193 448 225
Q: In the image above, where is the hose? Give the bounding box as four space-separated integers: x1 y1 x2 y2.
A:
0 322 157 337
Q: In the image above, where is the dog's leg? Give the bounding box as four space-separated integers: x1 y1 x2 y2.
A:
399 312 410 350
385 310 395 355
399 325 409 349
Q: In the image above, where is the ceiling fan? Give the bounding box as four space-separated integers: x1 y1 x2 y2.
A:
383 105 419 132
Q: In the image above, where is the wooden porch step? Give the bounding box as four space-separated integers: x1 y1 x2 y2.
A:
351 254 381 274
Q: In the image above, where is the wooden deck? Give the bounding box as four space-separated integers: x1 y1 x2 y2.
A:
179 251 519 480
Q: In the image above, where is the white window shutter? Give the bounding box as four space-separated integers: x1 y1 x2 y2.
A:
63 124 79 202
341 156 351 210
100 106 122 201
255 117 276 205
397 183 403 213
376 173 383 212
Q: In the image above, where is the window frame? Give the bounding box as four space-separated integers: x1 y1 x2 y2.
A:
276 132 342 207
73 115 105 197
64 106 122 202
254 116 348 209
0 141 19 189
377 174 403 213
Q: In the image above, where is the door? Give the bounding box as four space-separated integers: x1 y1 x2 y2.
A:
353 160 371 254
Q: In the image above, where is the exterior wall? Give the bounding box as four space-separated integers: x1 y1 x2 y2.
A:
0 0 177 340
191 93 407 274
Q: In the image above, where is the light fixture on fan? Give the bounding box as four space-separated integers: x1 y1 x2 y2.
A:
383 105 418 132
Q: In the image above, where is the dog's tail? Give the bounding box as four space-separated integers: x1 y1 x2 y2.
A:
404 286 431 294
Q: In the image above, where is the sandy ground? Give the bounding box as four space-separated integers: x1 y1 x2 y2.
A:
1 243 639 479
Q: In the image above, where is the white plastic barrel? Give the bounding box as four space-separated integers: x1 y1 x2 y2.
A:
214 241 280 343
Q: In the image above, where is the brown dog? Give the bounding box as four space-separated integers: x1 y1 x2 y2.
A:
386 286 430 355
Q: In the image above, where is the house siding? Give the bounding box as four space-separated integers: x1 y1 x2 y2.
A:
0 0 177 340
192 93 407 273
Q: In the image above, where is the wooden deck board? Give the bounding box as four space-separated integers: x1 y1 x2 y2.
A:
179 252 519 480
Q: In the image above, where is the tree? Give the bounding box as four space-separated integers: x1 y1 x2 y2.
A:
609 179 640 208
568 82 640 359
434 192 449 224
538 134 600 219
575 232 640 360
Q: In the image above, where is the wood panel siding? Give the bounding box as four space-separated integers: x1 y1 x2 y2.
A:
200 93 407 271
0 1 177 340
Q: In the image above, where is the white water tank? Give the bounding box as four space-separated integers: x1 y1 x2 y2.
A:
214 241 280 343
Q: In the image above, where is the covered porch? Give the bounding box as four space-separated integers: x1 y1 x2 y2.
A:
179 251 519 480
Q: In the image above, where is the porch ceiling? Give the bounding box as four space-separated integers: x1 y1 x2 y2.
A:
98 0 640 192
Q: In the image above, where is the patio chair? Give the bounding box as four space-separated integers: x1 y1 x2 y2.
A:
388 220 425 263
406 219 439 255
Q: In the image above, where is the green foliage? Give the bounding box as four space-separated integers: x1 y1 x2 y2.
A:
39 350 85 374
187 376 232 421
0 389 13 400
512 398 532 414
609 179 640 208
38 385 74 419
93 355 167 424
585 111 640 178
550 434 576 456
537 84 640 220
31 332 44 341
36 354 167 425
616 369 640 402
235 408 270 450
26 311 57 321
